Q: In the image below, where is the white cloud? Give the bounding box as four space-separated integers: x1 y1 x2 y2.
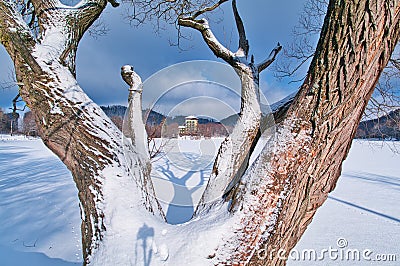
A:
168 96 238 121
142 61 241 116
148 78 241 120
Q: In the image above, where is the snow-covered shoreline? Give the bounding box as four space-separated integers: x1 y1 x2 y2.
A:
0 134 40 141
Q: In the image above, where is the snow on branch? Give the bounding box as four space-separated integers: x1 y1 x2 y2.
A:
29 0 112 75
121 65 150 159
257 43 283 73
178 17 235 65
31 0 113 33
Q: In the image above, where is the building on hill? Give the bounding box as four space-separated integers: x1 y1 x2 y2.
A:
179 116 199 136
185 116 198 135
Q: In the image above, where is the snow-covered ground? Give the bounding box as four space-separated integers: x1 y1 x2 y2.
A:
287 141 400 265
0 135 82 265
0 135 398 265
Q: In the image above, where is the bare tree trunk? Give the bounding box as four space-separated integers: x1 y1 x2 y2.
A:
195 65 262 214
122 65 150 159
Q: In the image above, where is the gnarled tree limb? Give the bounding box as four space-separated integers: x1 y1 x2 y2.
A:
178 17 235 65
192 0 228 19
232 0 248 58
257 42 282 72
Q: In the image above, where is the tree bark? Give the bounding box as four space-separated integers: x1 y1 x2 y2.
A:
195 64 263 214
210 0 400 264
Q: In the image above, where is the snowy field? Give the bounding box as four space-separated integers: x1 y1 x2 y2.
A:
0 135 82 265
0 135 399 265
287 141 400 265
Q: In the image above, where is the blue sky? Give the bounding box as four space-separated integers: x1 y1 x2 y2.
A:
0 0 311 112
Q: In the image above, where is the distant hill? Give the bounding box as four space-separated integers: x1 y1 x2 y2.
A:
100 105 127 118
100 105 165 125
220 113 239 127
101 105 400 140
143 109 166 125
356 109 400 140
101 105 217 125
12 104 399 140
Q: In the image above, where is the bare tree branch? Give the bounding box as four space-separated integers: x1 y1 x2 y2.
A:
192 0 228 19
178 17 235 65
176 0 283 215
108 0 120 7
146 116 170 161
123 0 228 49
11 93 27 113
231 0 248 57
87 16 110 38
257 43 282 73
389 57 400 71
294 0 327 36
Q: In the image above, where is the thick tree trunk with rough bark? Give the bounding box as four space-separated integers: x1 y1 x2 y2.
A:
1 0 399 265
219 0 400 264
259 1 400 263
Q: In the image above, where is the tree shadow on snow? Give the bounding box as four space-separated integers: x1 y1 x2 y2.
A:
344 172 400 189
328 196 400 223
156 157 208 224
